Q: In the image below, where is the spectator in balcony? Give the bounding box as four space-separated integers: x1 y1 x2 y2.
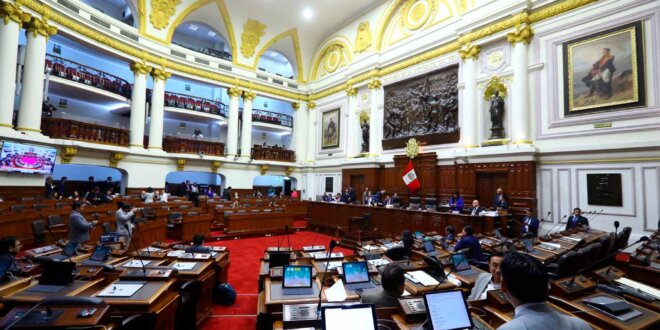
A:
192 129 204 140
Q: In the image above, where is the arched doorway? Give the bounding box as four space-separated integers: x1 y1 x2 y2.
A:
252 175 297 197
52 164 127 196
165 171 225 197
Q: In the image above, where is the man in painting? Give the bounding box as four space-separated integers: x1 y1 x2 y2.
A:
582 48 616 99
325 117 337 145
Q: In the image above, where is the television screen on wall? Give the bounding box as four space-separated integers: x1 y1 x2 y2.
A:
0 140 57 174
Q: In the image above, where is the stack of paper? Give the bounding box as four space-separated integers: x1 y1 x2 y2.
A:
97 283 145 297
172 262 196 271
408 271 440 286
123 260 151 268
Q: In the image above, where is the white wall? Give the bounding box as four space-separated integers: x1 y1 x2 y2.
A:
52 164 123 181
165 171 223 186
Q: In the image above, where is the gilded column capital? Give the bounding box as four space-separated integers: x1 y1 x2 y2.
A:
307 101 317 110
242 90 256 101
26 16 57 39
176 158 186 171
211 161 221 172
130 61 152 75
291 102 300 110
0 2 30 25
150 67 171 81
60 147 77 164
260 164 269 175
345 85 358 97
459 44 481 61
227 87 242 98
109 152 124 168
367 79 382 90
507 24 534 45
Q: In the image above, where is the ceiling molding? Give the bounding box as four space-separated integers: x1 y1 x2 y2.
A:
248 28 304 83
309 36 354 82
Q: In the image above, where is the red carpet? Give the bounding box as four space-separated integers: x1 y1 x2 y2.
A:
200 231 353 329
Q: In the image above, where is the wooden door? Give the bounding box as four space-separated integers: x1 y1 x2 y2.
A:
477 173 507 208
350 175 365 198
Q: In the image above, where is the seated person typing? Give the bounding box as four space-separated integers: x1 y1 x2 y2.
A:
359 263 405 308
468 252 504 301
454 226 484 261
185 234 211 254
498 252 591 330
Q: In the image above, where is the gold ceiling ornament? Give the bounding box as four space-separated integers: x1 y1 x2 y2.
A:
345 85 358 97
211 161 221 172
150 67 171 81
367 79 382 90
109 152 124 168
1 2 30 25
507 24 534 44
227 86 242 98
458 44 480 61
483 76 507 100
129 61 152 75
26 16 57 39
323 43 346 75
405 138 420 159
60 147 77 164
240 18 266 58
260 164 269 175
307 101 317 110
242 90 256 101
285 166 294 177
401 0 437 31
354 22 372 54
291 102 300 110
176 158 186 171
149 0 180 30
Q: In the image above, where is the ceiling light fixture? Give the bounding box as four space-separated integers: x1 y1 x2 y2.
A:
207 31 216 37
188 24 198 31
302 8 313 20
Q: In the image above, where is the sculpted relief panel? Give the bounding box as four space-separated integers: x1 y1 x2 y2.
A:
383 65 460 149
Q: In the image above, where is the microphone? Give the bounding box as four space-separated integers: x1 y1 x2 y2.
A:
285 225 292 251
613 221 620 237
536 211 552 236
545 215 567 238
317 239 337 317
125 224 147 275
567 236 649 287
431 253 466 291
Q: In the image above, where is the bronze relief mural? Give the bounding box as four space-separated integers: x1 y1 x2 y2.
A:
383 65 460 149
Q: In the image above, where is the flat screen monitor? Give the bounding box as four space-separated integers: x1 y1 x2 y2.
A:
39 261 76 286
269 251 291 269
451 252 471 272
342 261 370 284
282 265 312 288
423 240 436 253
423 290 473 330
0 140 56 174
89 246 111 262
322 304 377 330
425 198 437 206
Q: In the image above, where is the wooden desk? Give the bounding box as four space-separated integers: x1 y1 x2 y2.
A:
132 220 167 250
3 279 104 304
391 312 495 330
166 214 212 242
483 302 604 330
263 278 325 313
0 305 112 329
225 212 294 234
170 260 214 326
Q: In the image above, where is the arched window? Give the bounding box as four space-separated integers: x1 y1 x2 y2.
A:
172 21 232 61
258 50 295 80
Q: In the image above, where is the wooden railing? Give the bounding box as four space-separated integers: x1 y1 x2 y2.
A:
45 54 132 99
251 145 295 162
42 117 129 146
163 136 225 156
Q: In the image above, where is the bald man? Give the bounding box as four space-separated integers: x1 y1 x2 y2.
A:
469 200 484 216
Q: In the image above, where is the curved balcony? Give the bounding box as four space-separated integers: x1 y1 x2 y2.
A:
163 136 225 156
246 108 293 128
251 145 295 163
41 117 129 147
162 91 228 118
172 41 232 61
45 54 132 99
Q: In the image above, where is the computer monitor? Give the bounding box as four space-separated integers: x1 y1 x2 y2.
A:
523 238 535 253
322 304 377 330
415 231 423 240
62 241 78 257
269 251 291 269
89 246 111 262
423 240 436 253
425 198 437 210
423 290 473 330
100 233 118 243
342 261 370 284
451 252 471 272
282 265 312 289
39 261 76 286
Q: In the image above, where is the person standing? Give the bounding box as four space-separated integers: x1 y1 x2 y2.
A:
56 177 68 199
141 187 155 203
116 203 135 247
69 202 98 246
565 208 589 230
45 176 56 199
449 191 464 212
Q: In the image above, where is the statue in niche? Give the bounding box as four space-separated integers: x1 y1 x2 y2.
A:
488 91 506 139
361 120 369 153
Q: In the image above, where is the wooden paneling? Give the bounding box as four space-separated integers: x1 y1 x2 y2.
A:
0 186 44 201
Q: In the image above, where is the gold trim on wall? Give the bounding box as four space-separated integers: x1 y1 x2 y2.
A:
249 28 305 83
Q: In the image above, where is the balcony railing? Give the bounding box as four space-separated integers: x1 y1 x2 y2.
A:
251 145 295 162
42 117 129 146
158 90 228 117
172 41 232 61
246 108 293 128
45 54 132 99
163 136 225 156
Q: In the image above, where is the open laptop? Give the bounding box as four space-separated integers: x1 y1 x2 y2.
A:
523 239 541 255
282 265 314 295
269 251 291 269
52 242 78 261
451 252 478 276
440 239 455 252
423 240 440 257
342 261 375 290
322 304 377 330
423 290 474 330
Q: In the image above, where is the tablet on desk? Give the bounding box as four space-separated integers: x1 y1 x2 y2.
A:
282 265 313 295
423 290 473 330
89 246 111 262
322 304 377 330
97 282 145 298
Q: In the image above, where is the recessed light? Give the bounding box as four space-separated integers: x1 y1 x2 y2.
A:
207 31 216 37
302 8 313 20
188 24 198 31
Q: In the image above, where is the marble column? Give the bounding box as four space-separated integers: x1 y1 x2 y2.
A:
367 79 383 157
508 25 533 145
147 68 170 150
239 90 255 159
225 87 242 157
291 102 308 164
345 86 358 157
16 16 57 134
128 61 151 149
0 3 30 131
459 44 481 148
307 101 317 164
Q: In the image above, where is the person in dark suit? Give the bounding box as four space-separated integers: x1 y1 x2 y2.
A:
340 188 351 203
493 188 509 210
445 226 457 241
382 195 393 207
449 191 464 212
85 186 108 206
69 202 97 245
185 234 211 254
499 252 591 330
359 263 405 308
565 208 589 231
85 176 96 196
222 186 232 201
56 176 67 198
101 176 114 194
468 200 485 216
521 210 540 237
0 237 22 278
454 226 484 261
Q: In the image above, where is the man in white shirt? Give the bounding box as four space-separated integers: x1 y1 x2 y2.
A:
468 252 504 301
498 252 592 330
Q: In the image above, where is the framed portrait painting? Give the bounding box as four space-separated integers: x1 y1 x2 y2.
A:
563 21 645 116
321 109 340 149
587 173 623 207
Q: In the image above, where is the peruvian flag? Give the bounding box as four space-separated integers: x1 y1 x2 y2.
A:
402 160 420 192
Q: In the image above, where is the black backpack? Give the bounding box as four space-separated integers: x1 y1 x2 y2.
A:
213 283 236 305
